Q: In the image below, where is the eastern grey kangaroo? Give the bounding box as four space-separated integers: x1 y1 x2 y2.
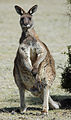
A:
13 5 59 114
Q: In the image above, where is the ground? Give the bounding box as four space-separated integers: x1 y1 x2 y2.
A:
0 0 71 119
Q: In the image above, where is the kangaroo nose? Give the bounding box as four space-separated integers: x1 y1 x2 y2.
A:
24 22 28 26
24 18 28 26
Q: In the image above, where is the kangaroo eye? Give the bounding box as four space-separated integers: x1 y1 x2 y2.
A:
21 18 24 21
29 17 31 20
23 18 24 21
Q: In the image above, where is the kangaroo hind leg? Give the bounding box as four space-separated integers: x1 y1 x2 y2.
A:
42 85 49 115
13 65 26 113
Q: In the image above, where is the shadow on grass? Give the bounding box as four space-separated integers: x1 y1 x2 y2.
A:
27 95 71 109
0 95 71 113
0 107 42 113
51 95 71 109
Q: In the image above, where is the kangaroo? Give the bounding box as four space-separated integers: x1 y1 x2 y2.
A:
13 5 59 114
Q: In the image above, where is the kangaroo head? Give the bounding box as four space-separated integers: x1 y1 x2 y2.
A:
15 5 38 30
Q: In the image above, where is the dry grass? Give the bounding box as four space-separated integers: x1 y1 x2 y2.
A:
0 0 71 119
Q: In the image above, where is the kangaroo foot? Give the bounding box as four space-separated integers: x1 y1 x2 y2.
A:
20 107 27 114
49 96 60 109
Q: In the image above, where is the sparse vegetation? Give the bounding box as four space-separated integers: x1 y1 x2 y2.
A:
67 0 71 18
67 0 71 4
61 45 71 92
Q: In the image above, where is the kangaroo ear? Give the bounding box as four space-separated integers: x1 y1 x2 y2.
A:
15 5 25 15
28 5 38 15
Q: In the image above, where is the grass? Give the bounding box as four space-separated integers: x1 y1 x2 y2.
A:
0 0 71 119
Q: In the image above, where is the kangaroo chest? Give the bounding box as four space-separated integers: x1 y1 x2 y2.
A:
19 36 38 65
